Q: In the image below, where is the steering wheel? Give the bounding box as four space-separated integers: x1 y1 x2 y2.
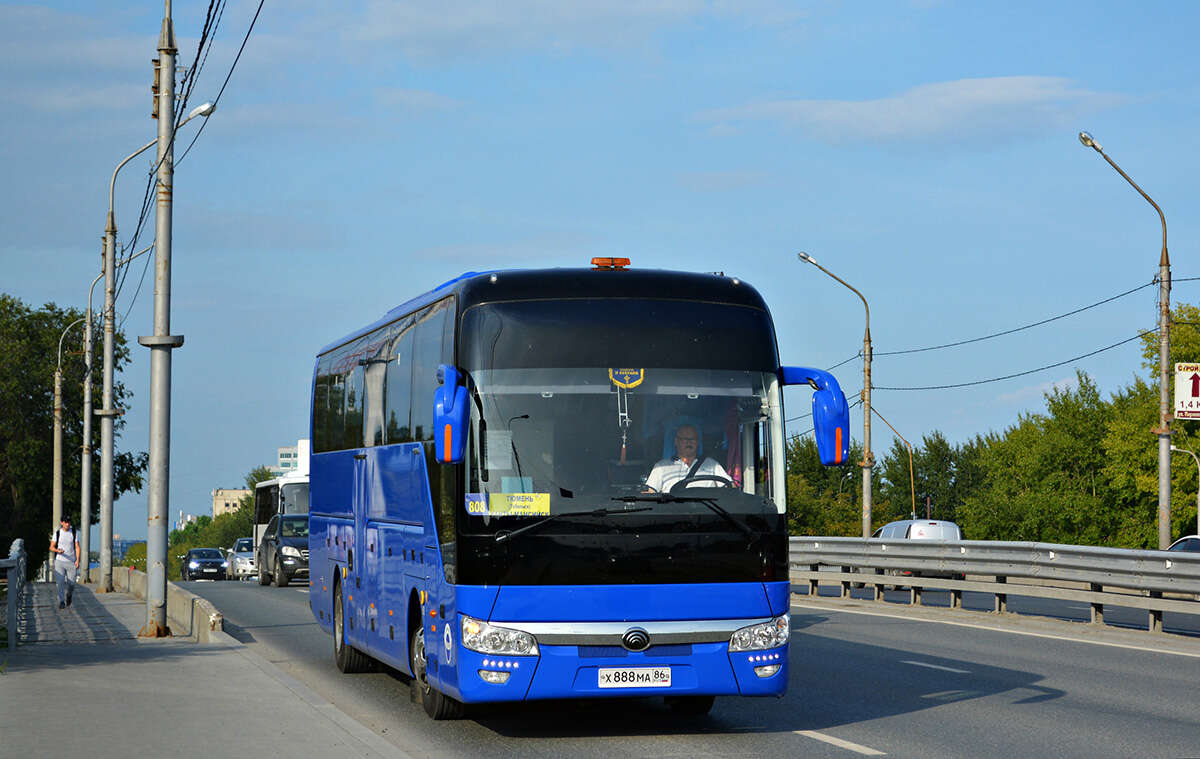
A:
669 475 734 493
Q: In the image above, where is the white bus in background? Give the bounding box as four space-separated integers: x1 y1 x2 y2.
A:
253 440 311 549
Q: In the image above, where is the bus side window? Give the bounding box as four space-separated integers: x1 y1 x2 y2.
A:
345 364 364 449
313 374 330 452
385 319 415 444
412 300 451 442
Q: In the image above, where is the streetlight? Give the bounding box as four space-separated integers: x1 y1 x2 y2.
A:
79 245 150 584
1079 131 1172 549
97 101 213 593
798 251 874 537
1170 445 1199 536
49 317 85 580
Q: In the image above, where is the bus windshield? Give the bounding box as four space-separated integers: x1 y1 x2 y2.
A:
281 483 309 514
456 299 787 586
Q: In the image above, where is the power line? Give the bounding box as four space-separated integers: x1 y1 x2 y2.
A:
176 0 266 167
116 0 233 321
875 280 1156 357
825 353 860 371
874 328 1156 391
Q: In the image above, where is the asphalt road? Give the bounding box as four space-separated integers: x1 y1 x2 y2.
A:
182 579 1200 758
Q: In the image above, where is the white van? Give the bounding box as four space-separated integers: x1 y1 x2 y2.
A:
872 519 962 541
871 519 964 583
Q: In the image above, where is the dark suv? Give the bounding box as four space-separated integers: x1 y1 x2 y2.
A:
257 514 309 587
181 547 227 581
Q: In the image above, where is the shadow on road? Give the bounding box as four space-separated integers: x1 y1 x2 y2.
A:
470 610 1064 739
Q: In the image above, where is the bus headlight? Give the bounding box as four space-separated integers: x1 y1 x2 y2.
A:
461 616 539 656
728 615 790 652
281 546 302 558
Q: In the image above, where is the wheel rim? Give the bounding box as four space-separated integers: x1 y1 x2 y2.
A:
412 627 430 694
334 589 344 656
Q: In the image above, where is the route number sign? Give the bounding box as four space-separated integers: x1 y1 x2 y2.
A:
1174 363 1200 419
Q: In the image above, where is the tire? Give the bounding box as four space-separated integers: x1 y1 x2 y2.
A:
410 623 464 719
273 556 289 587
333 582 370 673
257 557 269 586
666 695 715 716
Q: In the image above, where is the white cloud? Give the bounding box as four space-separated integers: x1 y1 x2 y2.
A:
699 77 1127 145
995 375 1078 405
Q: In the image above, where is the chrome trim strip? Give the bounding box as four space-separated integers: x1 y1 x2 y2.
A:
491 617 774 645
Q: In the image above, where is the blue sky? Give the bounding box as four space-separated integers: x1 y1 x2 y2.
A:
5 1 1199 543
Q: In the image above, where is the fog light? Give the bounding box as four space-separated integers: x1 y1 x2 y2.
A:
478 670 511 684
754 664 781 678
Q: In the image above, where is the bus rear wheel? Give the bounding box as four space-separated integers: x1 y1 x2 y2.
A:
410 624 464 720
333 581 370 673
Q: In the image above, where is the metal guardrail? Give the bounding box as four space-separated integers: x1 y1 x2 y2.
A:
789 536 1200 634
2 539 28 652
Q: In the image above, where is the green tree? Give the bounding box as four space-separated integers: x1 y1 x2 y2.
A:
0 294 147 577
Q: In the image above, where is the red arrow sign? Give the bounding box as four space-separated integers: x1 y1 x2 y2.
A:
1192 373 1199 397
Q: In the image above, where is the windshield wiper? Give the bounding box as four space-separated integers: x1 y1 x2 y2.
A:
494 506 652 543
611 493 759 540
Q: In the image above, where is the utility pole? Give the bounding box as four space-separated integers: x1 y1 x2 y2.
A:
139 0 180 637
80 272 102 584
99 193 119 592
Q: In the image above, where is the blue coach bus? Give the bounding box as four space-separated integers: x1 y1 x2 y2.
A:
308 259 850 719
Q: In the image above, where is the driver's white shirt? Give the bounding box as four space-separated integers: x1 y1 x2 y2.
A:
645 456 730 493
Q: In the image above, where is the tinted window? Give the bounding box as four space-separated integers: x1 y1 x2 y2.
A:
412 300 453 442
461 299 776 371
384 317 415 444
345 364 364 448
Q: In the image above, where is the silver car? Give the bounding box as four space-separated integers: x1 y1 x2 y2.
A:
226 537 256 581
871 519 965 584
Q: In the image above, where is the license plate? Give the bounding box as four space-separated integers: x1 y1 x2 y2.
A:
598 667 672 689
202 568 217 573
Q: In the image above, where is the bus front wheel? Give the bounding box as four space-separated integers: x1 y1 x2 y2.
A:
410 624 464 720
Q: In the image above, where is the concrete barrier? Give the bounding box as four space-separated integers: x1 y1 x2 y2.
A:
107 566 224 642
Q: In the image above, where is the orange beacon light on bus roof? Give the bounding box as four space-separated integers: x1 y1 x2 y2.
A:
591 257 631 270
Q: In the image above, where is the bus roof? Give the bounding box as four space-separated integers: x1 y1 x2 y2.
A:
255 470 309 491
316 267 769 357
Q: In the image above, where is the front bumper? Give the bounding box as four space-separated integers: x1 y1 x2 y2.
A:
451 630 787 703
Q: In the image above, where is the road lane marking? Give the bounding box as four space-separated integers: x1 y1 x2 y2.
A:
794 730 886 755
902 660 970 674
790 600 1200 659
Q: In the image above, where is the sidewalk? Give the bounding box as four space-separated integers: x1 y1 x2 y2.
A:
0 582 410 759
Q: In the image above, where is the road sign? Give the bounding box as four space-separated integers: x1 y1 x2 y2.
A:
1174 363 1200 419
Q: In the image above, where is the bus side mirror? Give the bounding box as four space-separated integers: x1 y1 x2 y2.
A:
780 366 850 466
434 364 469 464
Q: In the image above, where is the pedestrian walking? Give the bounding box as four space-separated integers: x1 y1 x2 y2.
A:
50 517 80 609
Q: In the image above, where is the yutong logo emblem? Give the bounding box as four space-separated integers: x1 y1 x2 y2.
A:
622 628 650 652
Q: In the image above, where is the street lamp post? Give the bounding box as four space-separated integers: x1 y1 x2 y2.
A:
1170 445 1200 536
80 271 102 583
798 251 873 537
1079 131 1172 549
97 103 212 595
53 318 86 529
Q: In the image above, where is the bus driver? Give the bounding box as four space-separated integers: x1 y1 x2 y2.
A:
644 424 731 493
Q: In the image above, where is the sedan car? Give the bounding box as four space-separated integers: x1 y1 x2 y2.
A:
1167 535 1200 552
225 537 256 580
181 548 228 581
